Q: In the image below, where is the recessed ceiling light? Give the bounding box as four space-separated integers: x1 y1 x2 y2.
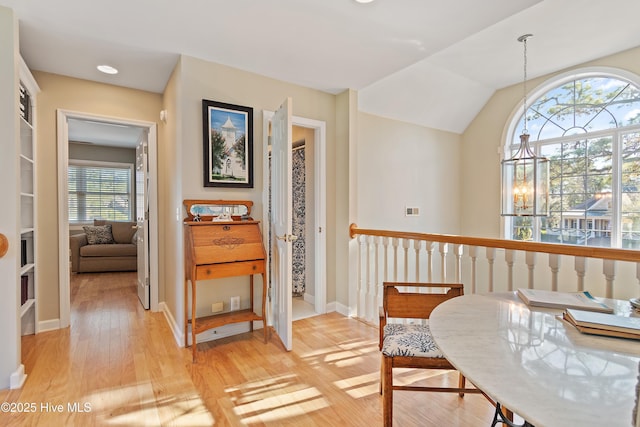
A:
97 64 118 75
355 0 375 3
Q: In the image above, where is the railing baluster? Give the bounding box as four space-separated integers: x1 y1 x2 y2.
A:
549 254 560 292
486 247 496 292
426 242 434 282
392 238 399 281
526 252 536 289
439 242 448 283
469 246 478 294
349 224 639 309
383 237 389 281
603 259 616 299
575 257 586 292
414 240 422 282
505 249 515 292
454 244 463 283
402 239 410 282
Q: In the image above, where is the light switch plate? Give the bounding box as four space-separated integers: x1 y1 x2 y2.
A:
230 296 240 311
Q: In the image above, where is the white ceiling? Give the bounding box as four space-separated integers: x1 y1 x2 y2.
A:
4 0 640 144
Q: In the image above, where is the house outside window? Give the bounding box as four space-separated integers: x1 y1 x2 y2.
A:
505 70 640 249
68 160 134 223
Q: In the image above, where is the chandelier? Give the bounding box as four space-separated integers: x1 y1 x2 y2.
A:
501 34 550 217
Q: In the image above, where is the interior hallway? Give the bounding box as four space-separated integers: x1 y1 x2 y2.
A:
0 272 495 426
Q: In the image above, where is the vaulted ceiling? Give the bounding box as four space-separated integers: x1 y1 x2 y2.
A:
3 0 640 136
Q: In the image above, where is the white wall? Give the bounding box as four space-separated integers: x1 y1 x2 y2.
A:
357 112 462 234
0 6 22 389
161 54 343 339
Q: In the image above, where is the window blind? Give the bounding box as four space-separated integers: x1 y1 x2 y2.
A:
68 163 133 222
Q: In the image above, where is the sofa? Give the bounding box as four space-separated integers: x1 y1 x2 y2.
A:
70 220 138 273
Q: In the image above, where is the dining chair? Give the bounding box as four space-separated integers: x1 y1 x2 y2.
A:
379 281 482 426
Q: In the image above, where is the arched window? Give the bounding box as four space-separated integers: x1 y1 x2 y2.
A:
505 69 640 248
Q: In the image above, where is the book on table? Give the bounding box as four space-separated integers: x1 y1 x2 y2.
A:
516 288 613 313
563 308 640 340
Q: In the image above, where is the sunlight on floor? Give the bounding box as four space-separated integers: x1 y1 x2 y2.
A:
333 372 380 398
226 373 329 423
86 381 214 426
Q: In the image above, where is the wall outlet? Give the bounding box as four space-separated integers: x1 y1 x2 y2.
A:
230 296 240 311
211 302 223 313
405 206 420 216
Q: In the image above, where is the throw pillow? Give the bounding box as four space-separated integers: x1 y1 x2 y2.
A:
83 225 115 245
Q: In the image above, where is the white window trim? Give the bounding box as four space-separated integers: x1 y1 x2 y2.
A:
501 67 640 246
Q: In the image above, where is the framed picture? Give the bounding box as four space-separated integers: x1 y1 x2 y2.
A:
202 99 253 188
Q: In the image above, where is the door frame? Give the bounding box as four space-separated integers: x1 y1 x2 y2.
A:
262 111 327 317
56 109 159 328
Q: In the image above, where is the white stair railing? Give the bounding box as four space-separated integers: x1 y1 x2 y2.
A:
350 224 640 326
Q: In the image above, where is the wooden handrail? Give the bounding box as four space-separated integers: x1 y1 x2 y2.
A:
350 223 640 263
0 233 7 258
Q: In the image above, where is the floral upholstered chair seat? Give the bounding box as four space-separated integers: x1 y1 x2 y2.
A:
381 323 445 358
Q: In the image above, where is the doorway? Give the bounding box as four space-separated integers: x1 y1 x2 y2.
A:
262 111 327 331
57 110 159 329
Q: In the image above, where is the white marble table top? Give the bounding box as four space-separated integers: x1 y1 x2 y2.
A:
429 292 640 427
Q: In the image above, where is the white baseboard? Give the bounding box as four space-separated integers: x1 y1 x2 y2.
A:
334 301 350 316
10 364 26 389
160 302 183 347
303 293 315 305
38 318 61 333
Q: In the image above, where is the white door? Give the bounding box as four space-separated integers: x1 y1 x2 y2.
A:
271 98 294 350
135 132 150 309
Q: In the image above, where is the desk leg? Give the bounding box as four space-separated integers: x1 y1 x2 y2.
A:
261 272 268 343
491 403 534 427
184 278 188 348
191 279 197 363
249 275 254 333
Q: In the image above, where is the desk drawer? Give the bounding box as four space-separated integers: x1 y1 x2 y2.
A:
196 260 265 280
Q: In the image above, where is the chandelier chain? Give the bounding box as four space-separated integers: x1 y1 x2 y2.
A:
519 34 532 135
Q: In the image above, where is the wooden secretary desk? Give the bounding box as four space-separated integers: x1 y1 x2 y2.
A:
183 199 268 362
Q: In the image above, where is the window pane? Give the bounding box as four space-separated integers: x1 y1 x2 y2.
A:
68 163 132 223
507 75 640 248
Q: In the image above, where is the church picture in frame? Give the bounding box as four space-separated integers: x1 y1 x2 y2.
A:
202 99 254 188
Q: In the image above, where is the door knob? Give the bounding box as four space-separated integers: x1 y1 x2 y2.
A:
276 234 298 242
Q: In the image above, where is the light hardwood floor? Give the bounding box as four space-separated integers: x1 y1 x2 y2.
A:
0 272 496 426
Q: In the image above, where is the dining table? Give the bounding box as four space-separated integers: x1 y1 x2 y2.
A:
429 291 640 427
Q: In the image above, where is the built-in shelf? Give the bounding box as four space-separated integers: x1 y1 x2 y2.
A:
20 299 35 318
20 263 34 276
18 57 39 338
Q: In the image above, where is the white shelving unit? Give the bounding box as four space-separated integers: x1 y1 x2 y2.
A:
18 57 39 336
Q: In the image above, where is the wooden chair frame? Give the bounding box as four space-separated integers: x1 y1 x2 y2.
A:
379 282 482 426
